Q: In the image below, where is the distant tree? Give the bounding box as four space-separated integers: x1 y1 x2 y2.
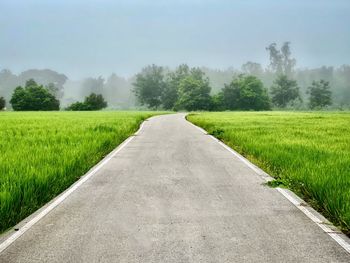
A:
335 65 350 106
10 79 60 111
84 93 107 110
266 42 296 76
241 62 263 76
307 80 332 109
176 70 212 111
161 82 178 110
81 76 104 97
270 75 300 108
280 42 296 76
162 64 190 110
66 93 107 111
18 69 67 99
46 83 60 97
133 65 165 109
222 75 270 110
0 96 5 110
0 69 18 101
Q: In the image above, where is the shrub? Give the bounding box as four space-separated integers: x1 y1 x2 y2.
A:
10 79 59 111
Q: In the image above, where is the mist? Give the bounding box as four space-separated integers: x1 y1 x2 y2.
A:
1 0 349 77
0 0 350 108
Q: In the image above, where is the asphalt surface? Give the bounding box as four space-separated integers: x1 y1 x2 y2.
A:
1 113 349 262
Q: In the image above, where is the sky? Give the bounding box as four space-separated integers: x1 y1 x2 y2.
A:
0 0 349 78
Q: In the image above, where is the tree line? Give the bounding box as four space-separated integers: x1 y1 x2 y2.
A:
0 42 347 111
0 79 107 111
132 63 332 111
0 68 335 112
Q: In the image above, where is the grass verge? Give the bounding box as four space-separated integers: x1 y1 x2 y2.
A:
187 111 350 235
0 111 162 233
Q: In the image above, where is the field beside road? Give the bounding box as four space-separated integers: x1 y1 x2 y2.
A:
0 111 160 232
187 111 350 234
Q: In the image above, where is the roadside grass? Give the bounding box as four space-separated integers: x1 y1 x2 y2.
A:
187 111 350 234
0 111 161 233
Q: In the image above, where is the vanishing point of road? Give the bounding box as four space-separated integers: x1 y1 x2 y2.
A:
0 113 349 262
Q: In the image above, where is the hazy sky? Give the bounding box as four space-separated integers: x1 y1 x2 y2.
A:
1 0 349 78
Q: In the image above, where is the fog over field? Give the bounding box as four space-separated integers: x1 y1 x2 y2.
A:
0 0 349 108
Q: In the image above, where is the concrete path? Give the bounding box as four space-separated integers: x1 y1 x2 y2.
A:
0 113 349 262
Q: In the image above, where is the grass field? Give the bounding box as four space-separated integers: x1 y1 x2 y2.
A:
188 111 350 234
0 111 160 233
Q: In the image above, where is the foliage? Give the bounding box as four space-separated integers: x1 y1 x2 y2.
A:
10 79 60 111
176 70 212 111
307 80 332 109
211 92 225 111
162 64 190 110
270 75 300 108
85 93 108 110
133 64 216 111
133 64 166 109
188 111 350 233
0 96 5 110
0 111 160 232
66 93 107 111
221 75 270 110
66 101 90 111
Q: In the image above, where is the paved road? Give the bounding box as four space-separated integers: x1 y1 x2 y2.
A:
1 113 349 262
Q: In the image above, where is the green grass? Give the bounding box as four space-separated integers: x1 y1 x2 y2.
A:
0 111 161 232
187 111 350 234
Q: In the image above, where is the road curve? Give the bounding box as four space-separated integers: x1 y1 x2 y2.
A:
0 113 349 262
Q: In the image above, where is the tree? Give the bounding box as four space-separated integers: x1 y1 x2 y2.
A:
102 73 136 109
85 93 107 110
241 62 263 76
221 75 270 110
281 42 296 77
176 72 212 111
162 64 190 110
0 69 18 101
18 69 67 99
0 96 5 110
266 42 296 76
133 65 165 109
307 80 332 109
211 92 224 111
46 83 60 97
81 77 104 96
10 79 60 111
270 75 300 108
66 93 107 111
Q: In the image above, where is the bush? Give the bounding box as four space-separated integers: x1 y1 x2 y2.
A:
66 93 107 111
10 79 59 111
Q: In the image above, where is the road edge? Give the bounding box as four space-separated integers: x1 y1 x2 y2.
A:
184 114 350 255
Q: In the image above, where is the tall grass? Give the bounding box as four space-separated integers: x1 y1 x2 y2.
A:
0 111 159 232
188 111 350 234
